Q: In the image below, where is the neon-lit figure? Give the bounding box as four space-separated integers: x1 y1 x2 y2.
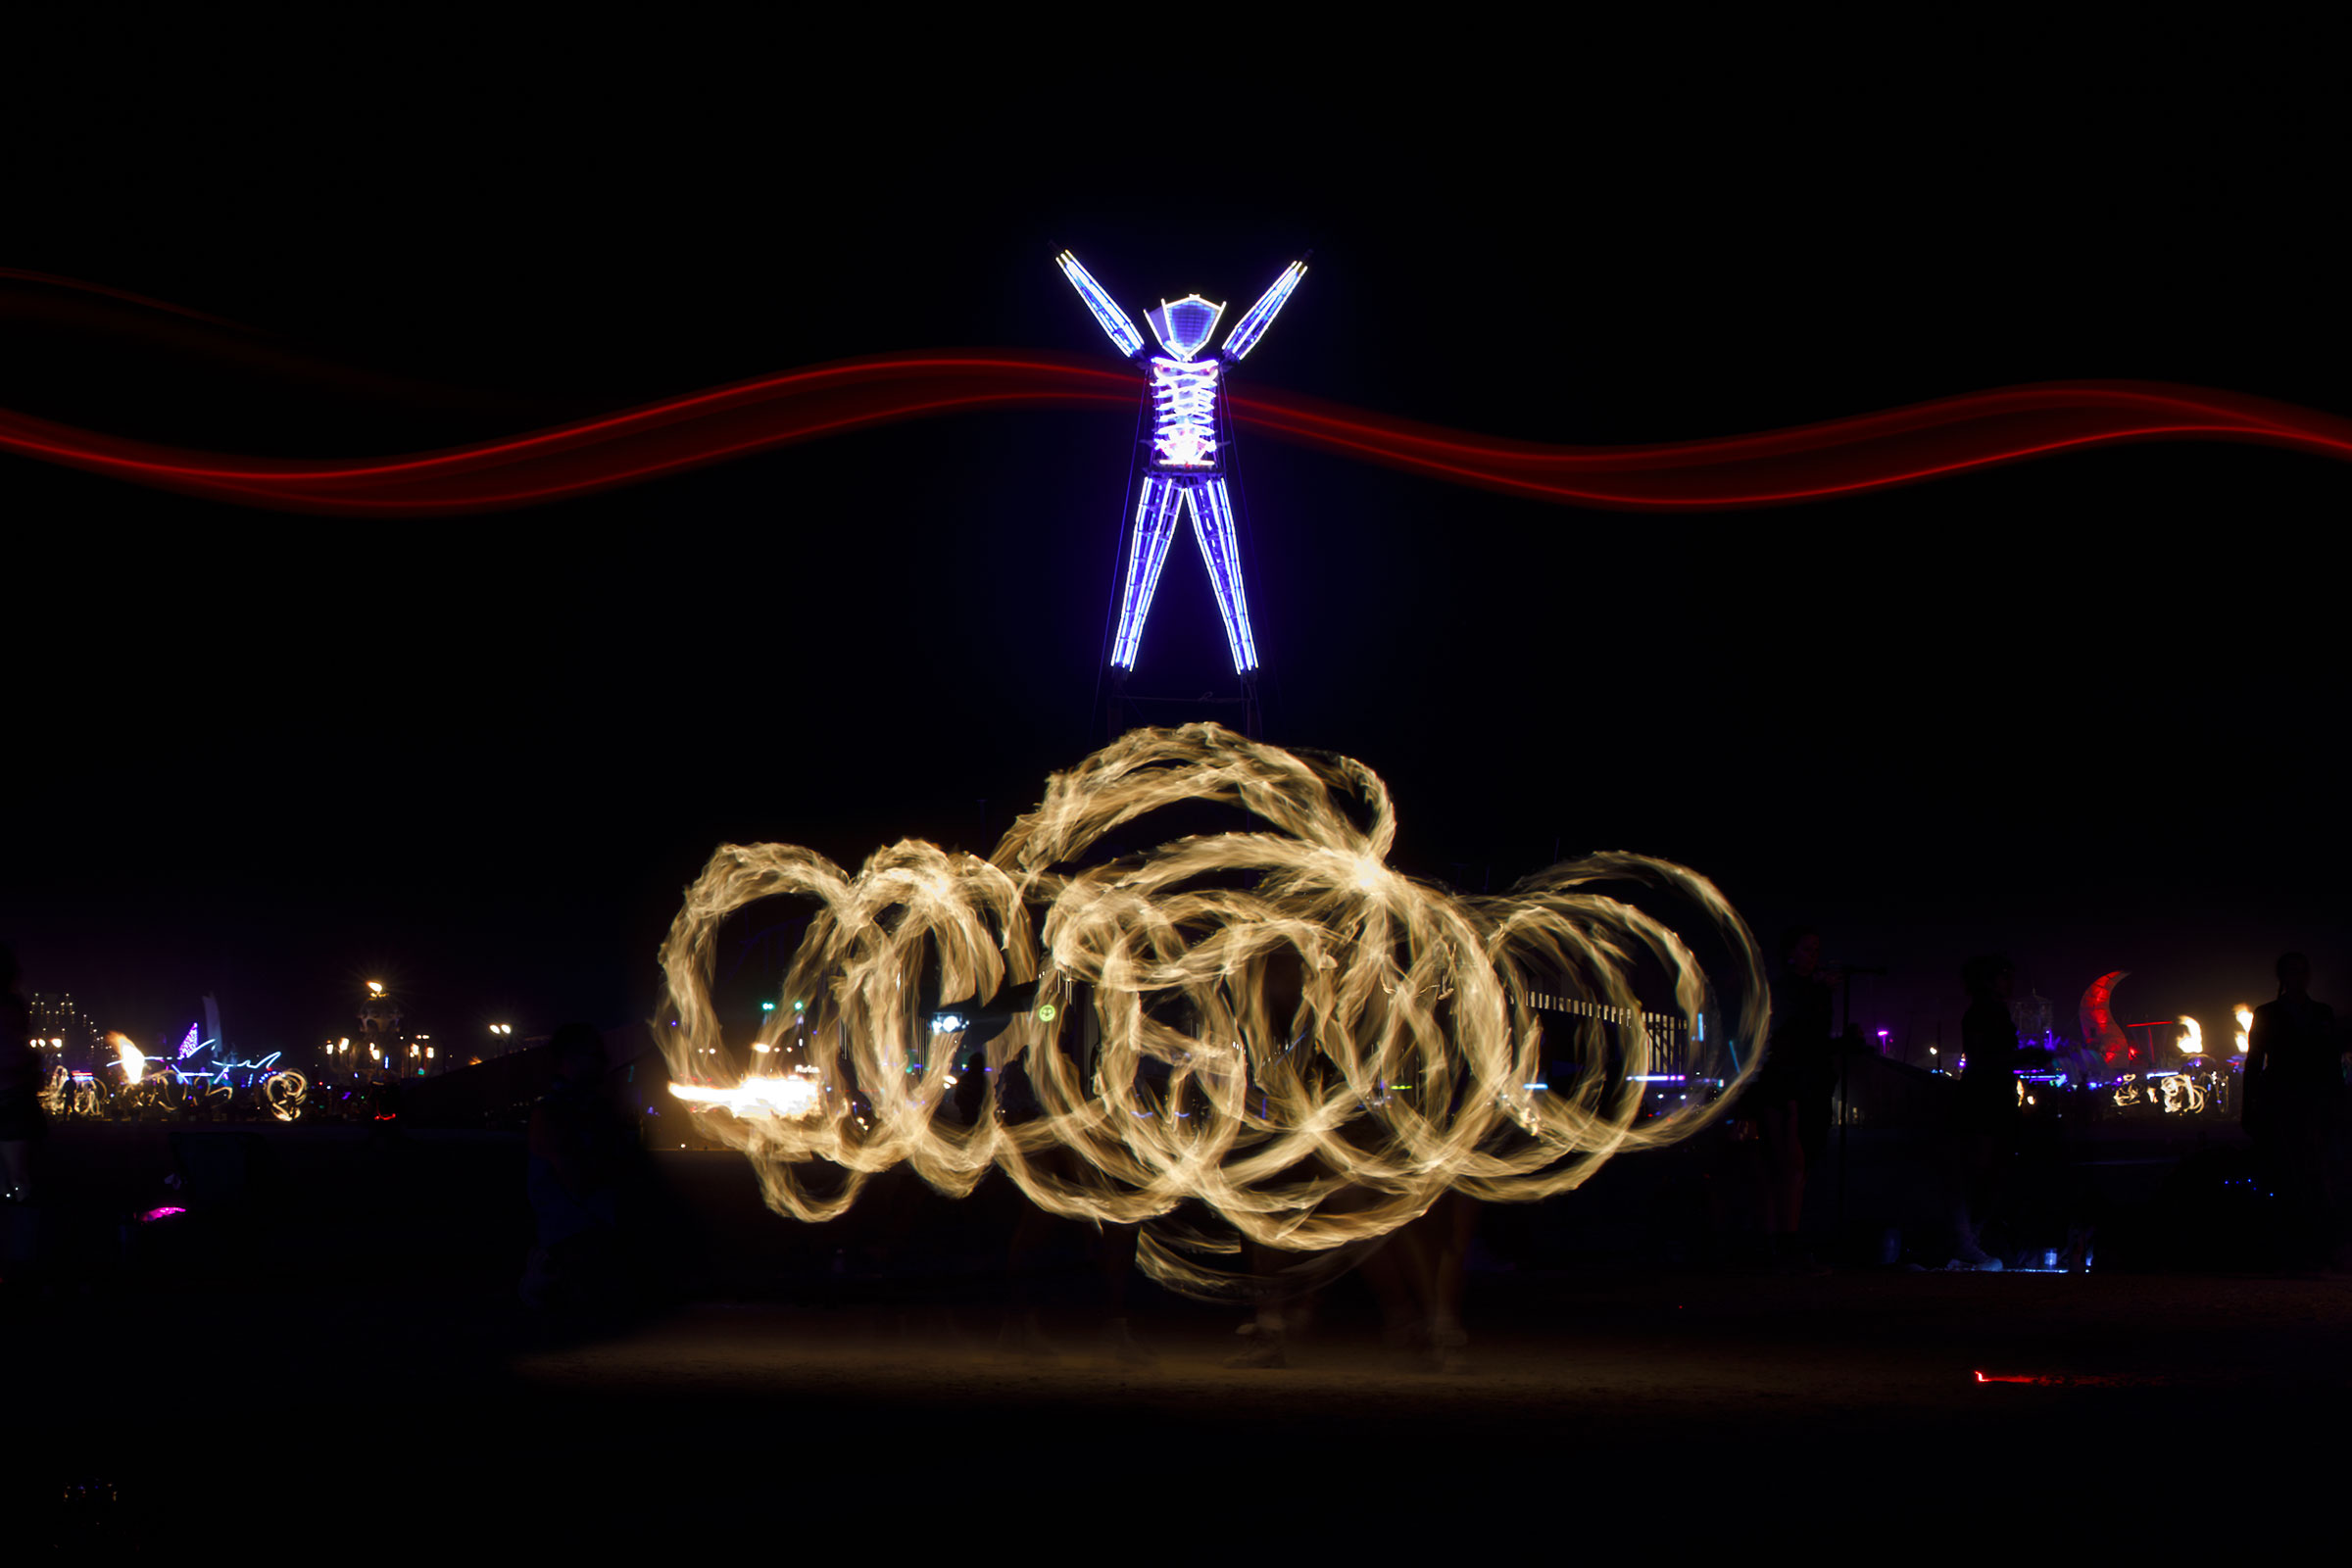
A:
1055 252 1307 722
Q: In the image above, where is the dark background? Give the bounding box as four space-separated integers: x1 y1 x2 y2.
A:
3 24 2343 1064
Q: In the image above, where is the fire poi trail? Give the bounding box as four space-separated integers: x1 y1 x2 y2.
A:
655 724 1769 1300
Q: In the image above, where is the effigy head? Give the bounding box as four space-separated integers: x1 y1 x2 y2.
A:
1145 295 1226 361
654 723 1768 1299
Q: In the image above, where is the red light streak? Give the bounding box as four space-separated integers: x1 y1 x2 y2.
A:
0 266 247 327
0 353 1139 515
1 274 2348 517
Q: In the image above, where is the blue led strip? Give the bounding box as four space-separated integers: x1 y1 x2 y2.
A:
1220 261 1307 362
1145 295 1226 361
1054 252 1146 358
1111 476 1185 668
1189 478 1257 671
1060 251 1302 682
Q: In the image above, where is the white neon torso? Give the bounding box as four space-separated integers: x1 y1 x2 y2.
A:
1149 356 1222 470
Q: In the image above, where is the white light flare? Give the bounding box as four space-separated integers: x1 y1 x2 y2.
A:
669 1074 822 1120
109 1032 146 1085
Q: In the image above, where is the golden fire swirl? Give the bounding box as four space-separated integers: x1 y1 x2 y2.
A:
655 724 1769 1299
264 1070 309 1122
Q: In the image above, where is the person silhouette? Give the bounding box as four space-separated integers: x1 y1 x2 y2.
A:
0 946 39 1207
0 945 45 1294
0 950 38 1194
1951 953 2047 1268
1729 927 1840 1271
2242 952 2343 1269
521 1024 637 1326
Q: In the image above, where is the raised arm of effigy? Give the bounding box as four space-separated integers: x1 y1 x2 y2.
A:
1220 260 1308 362
1054 250 1147 358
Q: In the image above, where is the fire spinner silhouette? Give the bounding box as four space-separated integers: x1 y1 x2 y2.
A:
1055 252 1307 710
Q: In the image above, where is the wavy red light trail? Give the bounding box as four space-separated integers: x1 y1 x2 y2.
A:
3 290 2349 515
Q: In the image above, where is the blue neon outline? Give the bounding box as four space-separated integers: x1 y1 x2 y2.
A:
1054 252 1146 358
1067 253 1300 682
1191 478 1257 671
1145 295 1225 361
1221 261 1306 361
1111 475 1185 668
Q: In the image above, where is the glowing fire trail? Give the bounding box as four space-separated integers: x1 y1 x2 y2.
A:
668 1073 821 1119
655 724 1768 1299
264 1070 309 1122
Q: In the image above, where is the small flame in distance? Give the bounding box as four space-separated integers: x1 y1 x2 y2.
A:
108 1032 145 1085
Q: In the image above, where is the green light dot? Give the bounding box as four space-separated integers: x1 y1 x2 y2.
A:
1036 1004 1057 1023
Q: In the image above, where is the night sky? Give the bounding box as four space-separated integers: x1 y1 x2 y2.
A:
5 30 2344 1066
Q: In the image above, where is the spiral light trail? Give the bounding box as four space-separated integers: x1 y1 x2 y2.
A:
656 724 1768 1298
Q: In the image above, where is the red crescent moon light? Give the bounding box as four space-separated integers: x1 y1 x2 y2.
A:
2079 970 2132 1065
